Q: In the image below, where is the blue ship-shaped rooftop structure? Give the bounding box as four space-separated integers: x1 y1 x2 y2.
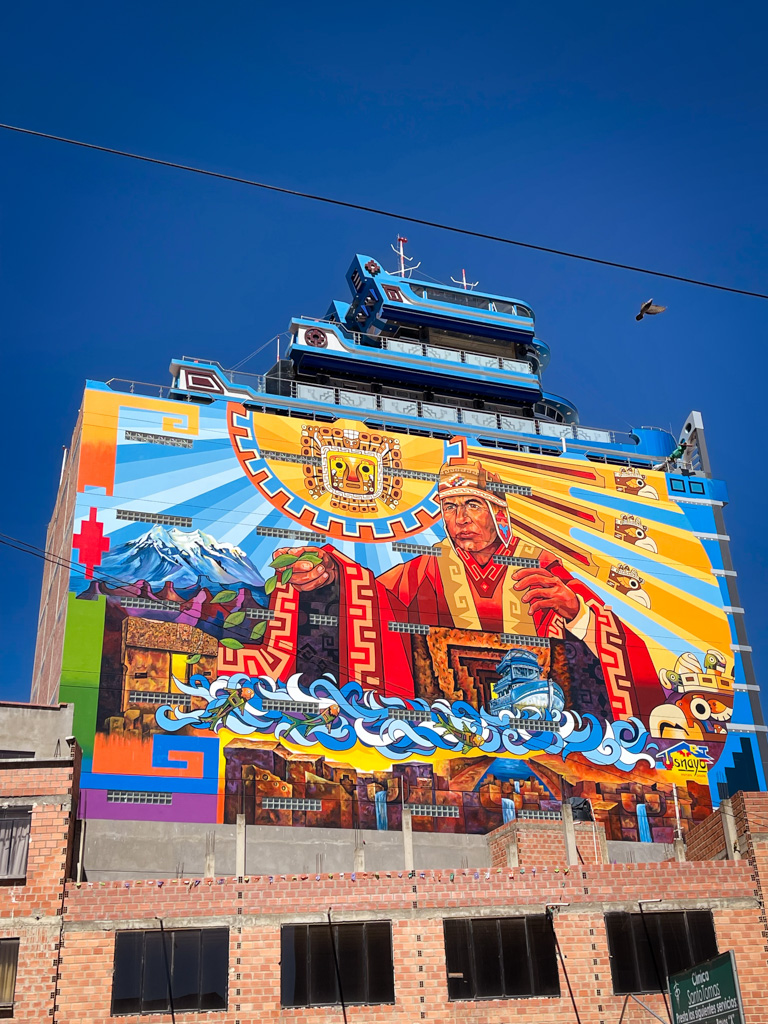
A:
166 247 720 483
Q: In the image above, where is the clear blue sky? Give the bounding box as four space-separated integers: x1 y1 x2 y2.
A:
1 2 767 704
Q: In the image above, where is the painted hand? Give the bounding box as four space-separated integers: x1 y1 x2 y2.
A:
271 546 337 592
512 566 581 622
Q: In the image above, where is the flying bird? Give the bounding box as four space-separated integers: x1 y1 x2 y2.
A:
636 299 667 321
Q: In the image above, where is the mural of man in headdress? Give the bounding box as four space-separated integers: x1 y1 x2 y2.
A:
270 457 665 724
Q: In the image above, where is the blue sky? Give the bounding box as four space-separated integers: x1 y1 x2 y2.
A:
1 2 767 704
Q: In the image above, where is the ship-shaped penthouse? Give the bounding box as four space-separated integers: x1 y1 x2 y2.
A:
174 249 683 463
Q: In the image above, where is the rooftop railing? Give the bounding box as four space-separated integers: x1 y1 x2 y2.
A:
107 374 638 450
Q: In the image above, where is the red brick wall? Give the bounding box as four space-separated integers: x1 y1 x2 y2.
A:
687 804 727 861
51 860 762 1024
0 760 76 1023
6 769 768 1024
487 818 607 867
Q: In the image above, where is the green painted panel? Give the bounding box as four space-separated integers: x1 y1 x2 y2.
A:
59 593 106 760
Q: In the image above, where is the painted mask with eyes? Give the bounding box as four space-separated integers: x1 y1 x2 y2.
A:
324 449 380 497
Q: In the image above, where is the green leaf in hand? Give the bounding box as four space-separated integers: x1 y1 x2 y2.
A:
281 567 293 585
271 553 298 569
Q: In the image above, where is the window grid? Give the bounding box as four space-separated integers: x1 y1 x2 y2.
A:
388 622 430 635
245 608 275 621
308 613 339 626
509 719 560 733
493 555 540 568
120 597 180 611
261 449 323 467
518 809 562 820
406 804 459 818
392 542 441 556
255 526 327 543
263 797 322 811
124 430 194 448
107 791 173 805
262 699 319 715
500 633 550 648
128 690 192 709
388 708 425 721
487 482 533 496
116 510 193 528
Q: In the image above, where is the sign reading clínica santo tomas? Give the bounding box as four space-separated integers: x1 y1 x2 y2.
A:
669 951 745 1024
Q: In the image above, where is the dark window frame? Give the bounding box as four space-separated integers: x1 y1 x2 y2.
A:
443 915 560 1001
0 807 31 883
111 927 228 1016
281 921 395 1008
605 911 718 995
0 938 19 1019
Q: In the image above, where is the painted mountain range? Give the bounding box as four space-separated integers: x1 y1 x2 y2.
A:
93 525 265 595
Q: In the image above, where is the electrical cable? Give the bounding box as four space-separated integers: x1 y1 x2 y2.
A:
2 122 767 301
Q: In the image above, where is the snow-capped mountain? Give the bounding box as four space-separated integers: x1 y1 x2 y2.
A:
98 525 265 594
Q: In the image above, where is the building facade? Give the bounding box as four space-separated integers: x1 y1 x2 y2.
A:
31 249 766 847
2 729 768 1023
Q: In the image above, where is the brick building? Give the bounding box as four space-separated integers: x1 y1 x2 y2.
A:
2 705 768 1023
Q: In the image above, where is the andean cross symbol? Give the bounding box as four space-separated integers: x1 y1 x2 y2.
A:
72 507 111 579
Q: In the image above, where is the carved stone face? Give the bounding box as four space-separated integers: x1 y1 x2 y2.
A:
322 448 381 498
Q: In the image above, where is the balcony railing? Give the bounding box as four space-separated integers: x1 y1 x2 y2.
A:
353 336 535 377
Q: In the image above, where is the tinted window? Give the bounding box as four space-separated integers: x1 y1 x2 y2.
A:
111 928 228 1015
0 939 20 1012
0 809 31 880
605 912 718 995
281 922 394 1007
444 916 559 1000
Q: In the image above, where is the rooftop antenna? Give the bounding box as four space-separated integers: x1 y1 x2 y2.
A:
390 235 421 277
450 268 479 291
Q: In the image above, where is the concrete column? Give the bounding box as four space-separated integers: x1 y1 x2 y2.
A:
562 802 579 866
506 830 520 868
673 837 687 863
204 830 215 878
236 814 246 877
402 807 414 871
720 799 742 860
353 844 365 872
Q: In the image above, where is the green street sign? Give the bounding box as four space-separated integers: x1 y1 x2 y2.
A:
669 951 745 1024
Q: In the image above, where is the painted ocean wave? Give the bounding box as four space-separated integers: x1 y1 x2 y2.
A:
155 672 657 771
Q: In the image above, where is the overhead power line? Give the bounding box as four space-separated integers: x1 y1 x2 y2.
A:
1 121 767 301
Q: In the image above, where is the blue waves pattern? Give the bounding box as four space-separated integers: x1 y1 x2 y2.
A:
156 673 657 771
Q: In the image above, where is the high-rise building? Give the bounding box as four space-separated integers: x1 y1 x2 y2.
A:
32 246 766 847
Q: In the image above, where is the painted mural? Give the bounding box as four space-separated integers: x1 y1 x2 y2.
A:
63 387 753 842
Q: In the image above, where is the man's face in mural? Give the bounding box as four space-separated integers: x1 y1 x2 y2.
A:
441 496 500 561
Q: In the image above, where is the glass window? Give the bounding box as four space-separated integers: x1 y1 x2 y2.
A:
443 916 559 1000
0 809 31 880
0 939 19 1017
280 922 395 1008
605 912 718 995
111 928 228 1015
